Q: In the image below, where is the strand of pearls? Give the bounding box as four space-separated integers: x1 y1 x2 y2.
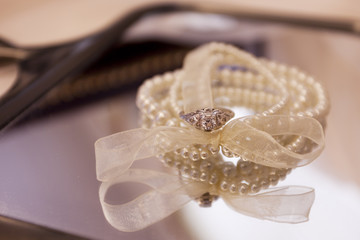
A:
136 44 329 195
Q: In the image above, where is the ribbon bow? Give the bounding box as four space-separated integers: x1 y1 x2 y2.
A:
95 114 323 231
96 115 324 181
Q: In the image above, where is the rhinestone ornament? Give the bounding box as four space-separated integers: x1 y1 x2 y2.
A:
180 108 235 131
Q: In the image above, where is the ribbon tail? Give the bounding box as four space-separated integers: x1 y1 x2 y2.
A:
222 186 315 223
181 45 215 112
95 128 151 181
99 169 208 232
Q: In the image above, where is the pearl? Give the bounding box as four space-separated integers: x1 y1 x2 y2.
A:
208 145 219 155
260 178 270 188
146 103 158 117
238 183 249 195
222 147 234 158
181 148 189 159
237 161 253 175
165 119 176 127
191 169 200 180
200 172 208 182
229 183 237 193
163 157 174 167
181 164 190 175
222 162 236 178
174 148 181 155
200 150 209 160
140 98 151 108
250 183 261 193
209 173 218 185
200 160 214 172
154 110 169 124
174 161 182 170
220 180 229 191
189 150 200 161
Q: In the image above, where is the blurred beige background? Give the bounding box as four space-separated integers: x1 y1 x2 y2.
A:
1 0 360 47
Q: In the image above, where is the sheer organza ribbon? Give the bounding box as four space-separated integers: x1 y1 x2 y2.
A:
99 169 315 232
96 115 324 181
95 114 323 231
95 43 324 231
181 43 284 112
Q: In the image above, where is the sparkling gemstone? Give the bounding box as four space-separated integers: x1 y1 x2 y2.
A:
180 108 234 131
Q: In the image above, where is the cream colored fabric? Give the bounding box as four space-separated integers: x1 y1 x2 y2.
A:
99 169 315 232
95 115 321 231
96 115 324 182
180 43 286 113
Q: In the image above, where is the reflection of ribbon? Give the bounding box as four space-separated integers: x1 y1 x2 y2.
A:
98 169 315 232
95 114 323 231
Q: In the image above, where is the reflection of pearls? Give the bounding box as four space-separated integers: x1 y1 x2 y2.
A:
137 43 329 195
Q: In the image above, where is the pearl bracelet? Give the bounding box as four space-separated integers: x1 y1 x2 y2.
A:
136 42 329 204
95 42 329 230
